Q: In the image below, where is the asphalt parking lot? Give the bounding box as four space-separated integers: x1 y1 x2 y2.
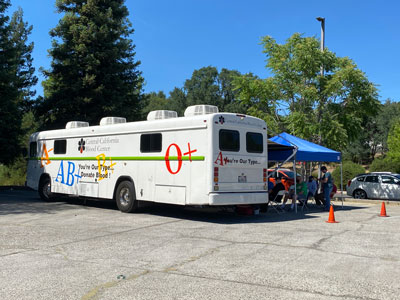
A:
1 189 400 300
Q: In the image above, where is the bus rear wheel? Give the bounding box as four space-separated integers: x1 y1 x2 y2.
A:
115 181 138 213
38 177 53 202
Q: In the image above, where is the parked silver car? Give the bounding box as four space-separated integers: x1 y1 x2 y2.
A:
347 172 400 200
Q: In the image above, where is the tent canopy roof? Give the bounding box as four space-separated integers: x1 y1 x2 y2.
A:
269 132 341 162
267 140 294 151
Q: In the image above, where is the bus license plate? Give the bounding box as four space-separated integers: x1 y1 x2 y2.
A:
238 175 247 183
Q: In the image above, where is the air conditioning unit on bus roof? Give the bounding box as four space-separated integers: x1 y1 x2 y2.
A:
65 121 90 129
147 110 178 121
99 117 127 126
184 105 219 117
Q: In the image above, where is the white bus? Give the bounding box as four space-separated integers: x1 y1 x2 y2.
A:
26 105 268 213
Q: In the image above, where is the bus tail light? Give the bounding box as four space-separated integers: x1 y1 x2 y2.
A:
263 168 268 190
214 167 219 190
214 167 219 182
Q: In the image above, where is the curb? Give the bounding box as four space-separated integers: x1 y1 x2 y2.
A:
0 186 33 191
332 197 400 206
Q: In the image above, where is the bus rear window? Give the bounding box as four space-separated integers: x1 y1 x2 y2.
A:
246 132 263 153
219 130 239 152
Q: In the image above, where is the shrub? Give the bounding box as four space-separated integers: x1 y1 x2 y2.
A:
0 157 27 186
332 161 365 189
369 157 400 173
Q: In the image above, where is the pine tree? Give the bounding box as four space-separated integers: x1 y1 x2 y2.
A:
40 0 143 129
0 1 37 165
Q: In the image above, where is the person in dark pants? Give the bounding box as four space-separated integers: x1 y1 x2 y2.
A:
320 166 333 210
270 177 286 203
261 177 285 212
306 176 317 205
314 189 325 206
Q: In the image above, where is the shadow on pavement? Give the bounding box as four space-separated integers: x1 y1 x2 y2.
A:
139 203 368 224
0 188 368 224
0 189 118 216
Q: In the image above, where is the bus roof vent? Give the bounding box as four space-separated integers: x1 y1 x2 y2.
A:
99 117 126 126
147 110 178 121
184 105 219 117
65 121 90 129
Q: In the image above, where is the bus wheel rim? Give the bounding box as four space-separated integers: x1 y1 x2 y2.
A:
119 187 130 206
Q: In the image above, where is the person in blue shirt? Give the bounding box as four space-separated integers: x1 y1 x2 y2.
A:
306 176 317 205
268 180 274 193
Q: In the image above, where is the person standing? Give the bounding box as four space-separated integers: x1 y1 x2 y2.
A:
320 166 333 210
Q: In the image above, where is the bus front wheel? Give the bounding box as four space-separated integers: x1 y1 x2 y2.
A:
115 181 138 213
38 177 53 202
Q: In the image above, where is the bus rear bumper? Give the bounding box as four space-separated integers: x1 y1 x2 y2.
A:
209 192 268 205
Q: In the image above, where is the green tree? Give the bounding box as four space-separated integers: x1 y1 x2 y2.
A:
343 100 400 163
367 118 400 174
235 33 380 150
39 0 143 130
168 87 187 116
184 66 220 108
331 161 365 190
375 100 400 154
0 2 37 164
233 73 282 134
387 120 400 163
183 66 242 112
141 91 168 119
369 156 400 174
142 67 244 118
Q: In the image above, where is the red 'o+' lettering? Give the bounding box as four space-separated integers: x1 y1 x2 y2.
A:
165 143 182 174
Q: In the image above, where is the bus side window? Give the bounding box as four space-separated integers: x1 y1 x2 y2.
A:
54 140 67 154
219 129 239 152
246 132 263 153
29 142 37 157
140 133 162 152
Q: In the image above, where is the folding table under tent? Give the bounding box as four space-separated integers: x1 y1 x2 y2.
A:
268 132 343 211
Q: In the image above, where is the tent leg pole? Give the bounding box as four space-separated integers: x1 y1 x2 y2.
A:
317 163 321 194
294 159 297 213
341 160 343 208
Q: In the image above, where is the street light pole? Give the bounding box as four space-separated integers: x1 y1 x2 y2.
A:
316 17 325 179
316 17 325 76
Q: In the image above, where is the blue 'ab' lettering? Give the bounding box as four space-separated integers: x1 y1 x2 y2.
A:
66 162 75 186
55 161 82 186
55 160 65 184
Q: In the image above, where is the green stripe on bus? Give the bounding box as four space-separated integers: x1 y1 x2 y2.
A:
30 156 205 161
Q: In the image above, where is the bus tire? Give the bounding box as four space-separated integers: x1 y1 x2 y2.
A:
115 181 138 213
38 176 53 202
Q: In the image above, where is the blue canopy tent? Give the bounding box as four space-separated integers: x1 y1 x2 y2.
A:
268 132 343 210
269 132 341 162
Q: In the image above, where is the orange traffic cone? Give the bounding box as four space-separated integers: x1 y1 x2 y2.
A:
326 205 338 223
379 202 388 217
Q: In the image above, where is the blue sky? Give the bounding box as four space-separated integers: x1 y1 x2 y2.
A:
9 0 400 102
